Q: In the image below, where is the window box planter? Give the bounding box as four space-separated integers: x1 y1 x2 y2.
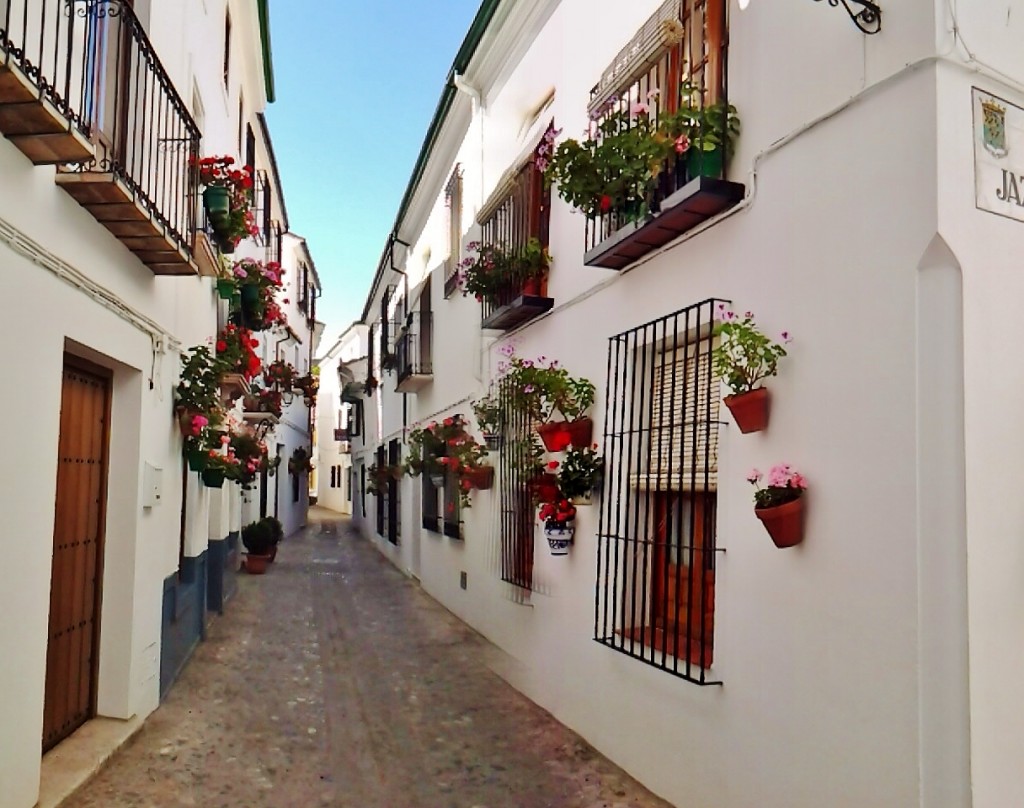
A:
584 176 745 271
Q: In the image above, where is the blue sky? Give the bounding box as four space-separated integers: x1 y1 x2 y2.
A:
264 0 481 345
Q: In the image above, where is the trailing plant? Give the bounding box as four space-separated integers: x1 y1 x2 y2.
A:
457 238 550 305
264 359 299 390
748 465 807 509
472 393 503 436
230 429 269 486
497 350 596 423
231 259 288 331
551 445 603 500
404 415 484 477
712 304 790 395
288 446 313 475
176 345 224 417
367 461 401 495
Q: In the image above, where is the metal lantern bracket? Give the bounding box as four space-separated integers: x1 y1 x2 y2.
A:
813 0 882 34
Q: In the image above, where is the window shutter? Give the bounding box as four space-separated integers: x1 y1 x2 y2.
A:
641 342 719 491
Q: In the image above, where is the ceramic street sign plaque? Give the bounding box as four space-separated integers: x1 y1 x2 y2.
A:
974 87 1024 222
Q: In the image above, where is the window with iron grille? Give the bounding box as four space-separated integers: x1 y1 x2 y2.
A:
443 166 463 298
349 400 364 437
496 386 535 590
477 154 551 326
375 446 385 537
584 0 731 262
442 470 462 539
387 439 401 545
267 221 282 266
367 324 377 390
422 474 440 532
595 298 725 686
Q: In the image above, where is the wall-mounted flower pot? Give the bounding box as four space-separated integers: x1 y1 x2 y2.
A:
201 468 226 489
544 519 575 555
570 492 593 506
565 417 594 448
537 421 572 452
430 473 446 488
215 234 237 255
724 388 770 434
527 472 559 503
483 433 503 451
216 278 236 300
244 553 270 574
202 186 230 224
463 466 494 490
239 283 260 310
755 497 804 548
187 450 208 472
177 409 200 438
686 145 723 181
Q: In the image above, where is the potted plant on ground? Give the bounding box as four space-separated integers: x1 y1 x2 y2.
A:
472 393 504 450
712 304 790 434
539 499 578 556
552 444 603 505
261 516 284 562
241 519 274 574
458 237 550 306
749 464 808 548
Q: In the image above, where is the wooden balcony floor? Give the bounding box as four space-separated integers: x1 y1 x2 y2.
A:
0 58 93 164
55 171 197 276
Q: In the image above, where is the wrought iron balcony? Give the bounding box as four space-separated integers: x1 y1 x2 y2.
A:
395 311 432 393
27 0 203 276
0 0 95 163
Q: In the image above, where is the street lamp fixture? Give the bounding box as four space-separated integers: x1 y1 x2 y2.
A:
739 0 882 35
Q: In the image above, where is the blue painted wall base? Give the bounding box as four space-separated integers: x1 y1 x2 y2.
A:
224 530 240 603
159 552 208 699
207 536 230 615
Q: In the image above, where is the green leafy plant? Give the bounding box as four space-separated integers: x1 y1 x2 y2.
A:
497 351 596 423
472 393 503 435
551 445 603 500
405 415 487 478
367 461 401 495
712 305 790 395
241 519 274 556
458 238 550 305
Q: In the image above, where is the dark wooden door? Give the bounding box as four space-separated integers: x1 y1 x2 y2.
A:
43 357 111 751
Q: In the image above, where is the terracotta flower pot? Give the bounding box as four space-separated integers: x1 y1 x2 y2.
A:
463 466 494 490
268 544 278 563
244 553 270 574
522 276 542 296
724 388 770 434
565 417 594 448
537 421 572 452
755 497 804 548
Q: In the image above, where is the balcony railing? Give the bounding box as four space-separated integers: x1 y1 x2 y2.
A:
395 311 432 393
0 0 97 163
52 1 200 272
582 1 743 271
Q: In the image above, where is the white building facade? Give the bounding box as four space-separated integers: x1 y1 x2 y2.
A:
0 2 322 805
350 1 1024 806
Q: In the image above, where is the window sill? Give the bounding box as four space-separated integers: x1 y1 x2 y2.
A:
584 176 745 271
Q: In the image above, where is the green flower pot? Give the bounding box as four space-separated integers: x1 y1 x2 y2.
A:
187 450 208 473
240 284 260 309
203 186 230 224
686 145 723 181
214 233 236 254
201 468 225 489
215 278 235 300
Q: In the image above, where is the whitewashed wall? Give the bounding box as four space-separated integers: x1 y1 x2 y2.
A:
346 0 1024 805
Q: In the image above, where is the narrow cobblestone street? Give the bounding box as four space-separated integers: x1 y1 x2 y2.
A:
65 509 672 808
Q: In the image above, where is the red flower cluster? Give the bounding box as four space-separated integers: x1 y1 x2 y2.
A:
195 155 254 191
215 324 262 380
539 499 577 523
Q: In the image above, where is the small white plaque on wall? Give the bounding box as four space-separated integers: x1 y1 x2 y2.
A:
142 463 163 509
974 87 1024 222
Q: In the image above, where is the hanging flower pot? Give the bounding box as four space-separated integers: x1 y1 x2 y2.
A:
187 450 208 473
565 417 594 448
244 553 270 574
215 278 236 300
215 234 237 255
239 283 260 310
201 468 225 489
543 519 575 555
463 466 494 490
755 498 804 548
202 185 231 224
537 421 572 452
430 472 446 488
177 409 207 438
724 388 770 434
482 433 503 451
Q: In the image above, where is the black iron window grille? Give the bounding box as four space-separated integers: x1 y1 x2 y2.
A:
380 284 396 364
387 438 401 545
348 400 363 438
496 385 535 590
478 157 552 330
253 169 271 246
361 464 366 518
443 469 461 539
375 445 385 538
267 220 282 266
443 164 463 298
595 297 726 686
422 473 440 533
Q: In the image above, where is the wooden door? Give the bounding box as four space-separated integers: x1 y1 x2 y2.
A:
43 357 111 752
650 492 715 667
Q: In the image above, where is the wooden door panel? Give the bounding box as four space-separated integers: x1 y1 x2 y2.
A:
43 359 110 752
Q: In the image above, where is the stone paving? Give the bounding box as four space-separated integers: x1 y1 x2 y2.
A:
66 508 673 808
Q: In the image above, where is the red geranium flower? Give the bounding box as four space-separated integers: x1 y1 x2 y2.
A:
599 194 612 212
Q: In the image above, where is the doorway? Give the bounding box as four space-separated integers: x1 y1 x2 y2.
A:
43 356 112 751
